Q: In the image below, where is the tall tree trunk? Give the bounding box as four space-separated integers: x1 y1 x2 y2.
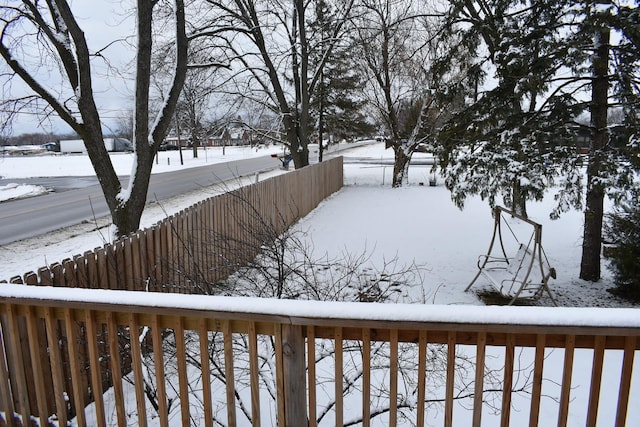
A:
580 22 610 281
284 113 310 169
117 0 187 237
511 180 528 218
293 0 311 169
318 69 325 163
392 146 410 187
318 105 324 163
192 133 199 158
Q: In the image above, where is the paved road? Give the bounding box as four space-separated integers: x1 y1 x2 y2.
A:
0 155 279 246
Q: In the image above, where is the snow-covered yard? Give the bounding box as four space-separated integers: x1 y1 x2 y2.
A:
1 142 638 427
315 144 634 308
0 141 635 308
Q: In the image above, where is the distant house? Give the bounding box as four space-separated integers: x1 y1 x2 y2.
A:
575 127 591 154
211 128 252 147
573 124 630 154
164 134 215 147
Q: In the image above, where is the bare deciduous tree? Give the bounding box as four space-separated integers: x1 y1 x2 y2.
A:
353 0 442 187
128 185 531 425
193 0 356 169
0 0 188 237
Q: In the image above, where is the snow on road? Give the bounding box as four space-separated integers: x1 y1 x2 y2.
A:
0 182 49 201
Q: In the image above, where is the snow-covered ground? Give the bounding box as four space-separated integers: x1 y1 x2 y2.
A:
0 141 633 308
0 144 286 179
1 141 638 426
0 182 50 201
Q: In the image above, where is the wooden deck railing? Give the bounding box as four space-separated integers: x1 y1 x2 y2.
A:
0 285 638 427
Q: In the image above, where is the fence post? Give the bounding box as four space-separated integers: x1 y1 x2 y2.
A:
281 324 308 426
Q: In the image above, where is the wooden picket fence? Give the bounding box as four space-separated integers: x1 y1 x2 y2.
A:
0 157 343 424
3 156 343 292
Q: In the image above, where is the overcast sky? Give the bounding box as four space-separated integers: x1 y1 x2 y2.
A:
4 1 137 137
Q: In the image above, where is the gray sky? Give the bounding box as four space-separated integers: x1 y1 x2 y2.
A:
5 1 137 137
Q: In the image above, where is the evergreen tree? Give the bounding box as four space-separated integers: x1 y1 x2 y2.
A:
316 44 373 140
579 0 640 281
435 0 586 218
604 189 640 300
308 0 373 159
437 0 639 280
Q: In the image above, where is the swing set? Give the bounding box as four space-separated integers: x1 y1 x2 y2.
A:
465 206 558 306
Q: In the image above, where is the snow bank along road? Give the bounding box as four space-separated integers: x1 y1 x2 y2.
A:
0 155 278 245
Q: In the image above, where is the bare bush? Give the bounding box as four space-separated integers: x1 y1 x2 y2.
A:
124 187 530 425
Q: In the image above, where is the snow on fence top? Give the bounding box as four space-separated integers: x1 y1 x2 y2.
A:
1 283 639 330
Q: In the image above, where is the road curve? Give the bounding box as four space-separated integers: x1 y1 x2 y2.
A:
0 155 279 246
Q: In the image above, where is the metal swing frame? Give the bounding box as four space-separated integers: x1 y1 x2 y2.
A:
465 206 558 306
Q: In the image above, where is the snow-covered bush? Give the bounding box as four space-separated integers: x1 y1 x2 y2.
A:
604 192 640 300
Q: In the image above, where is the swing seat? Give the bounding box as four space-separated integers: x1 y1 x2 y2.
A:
465 206 558 306
478 244 555 300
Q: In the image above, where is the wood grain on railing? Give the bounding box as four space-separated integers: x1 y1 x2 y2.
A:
528 334 545 427
0 291 640 426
